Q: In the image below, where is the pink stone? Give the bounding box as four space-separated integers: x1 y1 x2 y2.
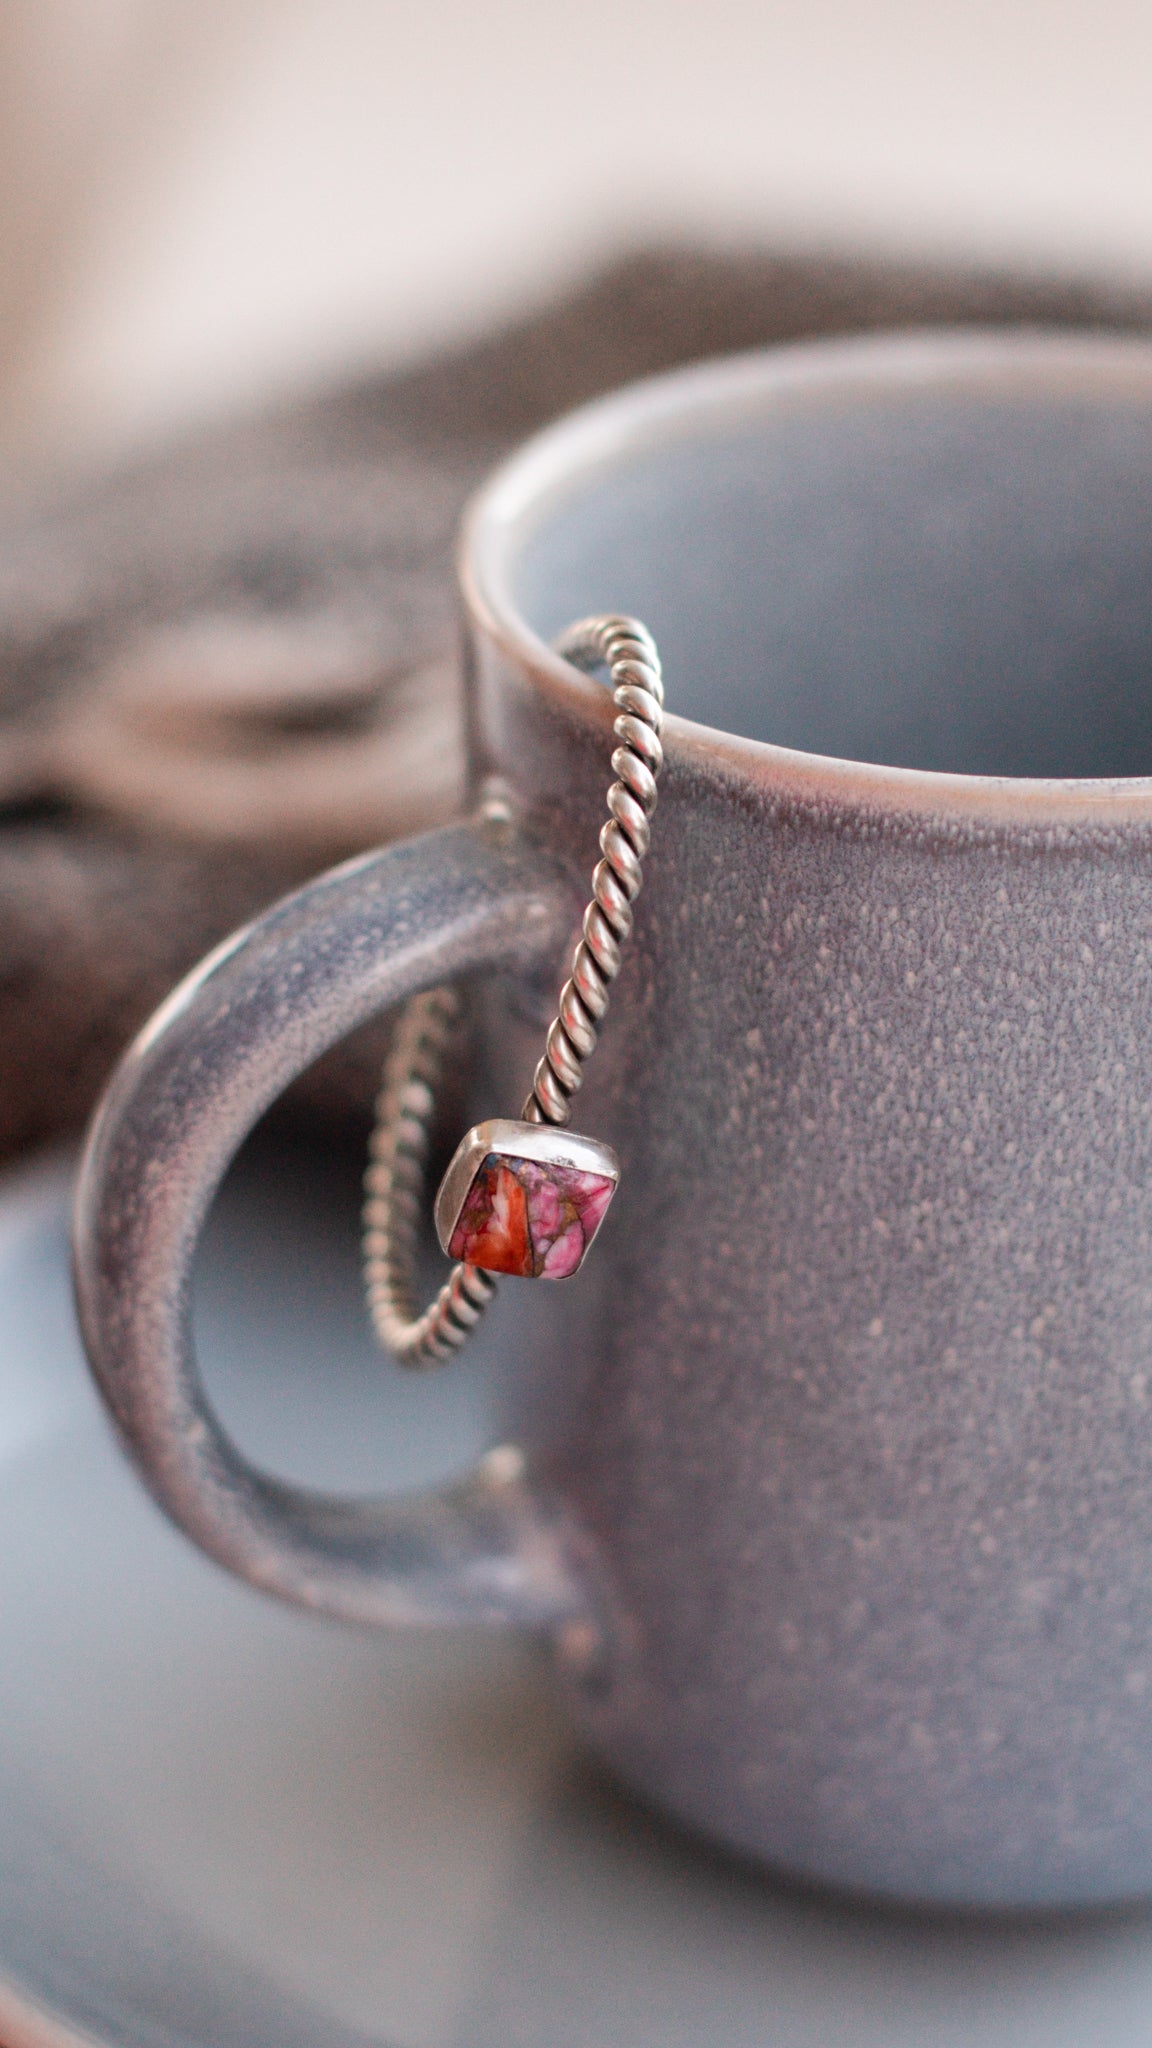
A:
541 1217 585 1278
448 1152 616 1278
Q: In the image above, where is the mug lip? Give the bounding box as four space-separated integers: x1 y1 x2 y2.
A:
460 325 1152 827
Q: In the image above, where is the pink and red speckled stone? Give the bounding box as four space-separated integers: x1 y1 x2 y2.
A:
448 1152 616 1278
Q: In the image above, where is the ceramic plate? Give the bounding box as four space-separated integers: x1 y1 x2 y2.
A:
4 1130 1152 2048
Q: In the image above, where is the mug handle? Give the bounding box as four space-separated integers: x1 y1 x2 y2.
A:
72 817 598 1640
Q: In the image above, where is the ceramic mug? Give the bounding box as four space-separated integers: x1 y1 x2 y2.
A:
75 330 1152 1910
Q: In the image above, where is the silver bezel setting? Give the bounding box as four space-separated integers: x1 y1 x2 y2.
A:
434 1118 620 1264
363 616 661 1361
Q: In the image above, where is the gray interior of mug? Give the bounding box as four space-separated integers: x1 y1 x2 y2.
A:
511 385 1152 778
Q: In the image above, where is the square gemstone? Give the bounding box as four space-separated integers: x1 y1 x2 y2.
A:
435 1120 619 1280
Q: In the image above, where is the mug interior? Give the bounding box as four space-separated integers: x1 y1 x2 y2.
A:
505 337 1152 780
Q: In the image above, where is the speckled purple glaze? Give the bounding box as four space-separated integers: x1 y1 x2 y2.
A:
75 332 1152 1909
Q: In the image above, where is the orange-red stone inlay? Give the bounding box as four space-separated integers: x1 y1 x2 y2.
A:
448 1153 616 1278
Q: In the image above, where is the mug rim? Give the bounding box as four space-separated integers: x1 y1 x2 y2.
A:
461 326 1152 826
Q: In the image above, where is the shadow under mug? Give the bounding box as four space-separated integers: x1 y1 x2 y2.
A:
75 330 1152 1911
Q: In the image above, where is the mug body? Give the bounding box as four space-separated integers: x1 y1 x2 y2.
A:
461 332 1152 1906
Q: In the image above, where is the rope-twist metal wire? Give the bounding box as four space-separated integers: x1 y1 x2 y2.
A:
362 615 665 1366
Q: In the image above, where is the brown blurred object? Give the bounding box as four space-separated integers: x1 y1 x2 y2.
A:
1 244 1150 1158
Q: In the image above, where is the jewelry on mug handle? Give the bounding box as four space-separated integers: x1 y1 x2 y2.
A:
362 614 665 1366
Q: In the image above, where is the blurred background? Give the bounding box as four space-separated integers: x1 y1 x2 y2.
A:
2 0 1152 1163
8 16 1152 2038
4 0 1152 473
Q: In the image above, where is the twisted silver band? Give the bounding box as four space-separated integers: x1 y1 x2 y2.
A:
363 614 665 1366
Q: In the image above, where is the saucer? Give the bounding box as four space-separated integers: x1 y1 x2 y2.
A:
5 1131 1152 2048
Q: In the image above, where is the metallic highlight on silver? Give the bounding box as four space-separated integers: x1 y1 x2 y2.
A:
363 614 664 1367
363 985 499 1365
433 1118 620 1258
